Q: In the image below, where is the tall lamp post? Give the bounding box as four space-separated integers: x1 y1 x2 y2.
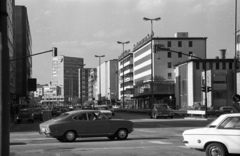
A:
95 55 105 105
117 41 130 108
143 17 161 108
154 45 208 118
78 64 85 107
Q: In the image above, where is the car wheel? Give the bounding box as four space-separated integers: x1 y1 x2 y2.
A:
107 136 115 140
116 129 128 140
64 131 77 142
206 143 227 156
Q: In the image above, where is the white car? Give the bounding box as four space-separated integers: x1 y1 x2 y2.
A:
182 113 240 156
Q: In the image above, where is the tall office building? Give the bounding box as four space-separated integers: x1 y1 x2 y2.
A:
14 6 33 104
51 55 84 104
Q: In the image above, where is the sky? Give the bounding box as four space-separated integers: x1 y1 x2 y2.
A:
15 0 240 84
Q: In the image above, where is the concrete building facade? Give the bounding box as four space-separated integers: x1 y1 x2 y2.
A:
132 32 207 109
118 49 134 107
96 60 118 104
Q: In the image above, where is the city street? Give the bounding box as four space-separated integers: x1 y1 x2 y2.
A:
10 112 215 156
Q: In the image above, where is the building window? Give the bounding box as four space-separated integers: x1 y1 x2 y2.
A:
167 41 171 47
168 52 171 58
178 41 182 47
178 52 182 58
189 41 193 47
196 62 199 69
168 62 172 68
209 62 213 69
229 62 232 69
168 73 172 79
216 62 219 69
222 62 226 69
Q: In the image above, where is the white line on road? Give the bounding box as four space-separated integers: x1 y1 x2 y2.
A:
135 129 155 133
148 141 172 144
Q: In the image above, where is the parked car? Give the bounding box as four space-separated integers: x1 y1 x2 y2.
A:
32 108 43 121
215 106 234 116
182 113 240 156
15 109 34 123
149 103 174 119
39 110 134 142
94 105 113 119
51 107 62 116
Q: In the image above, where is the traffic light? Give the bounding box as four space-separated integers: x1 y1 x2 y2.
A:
207 86 212 92
201 86 206 92
52 47 57 57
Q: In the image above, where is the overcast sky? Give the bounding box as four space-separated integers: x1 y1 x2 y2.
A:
15 0 239 84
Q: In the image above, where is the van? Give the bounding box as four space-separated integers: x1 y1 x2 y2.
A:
150 104 174 119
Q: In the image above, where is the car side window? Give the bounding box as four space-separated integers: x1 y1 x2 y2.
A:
73 113 87 121
88 112 97 121
218 117 240 129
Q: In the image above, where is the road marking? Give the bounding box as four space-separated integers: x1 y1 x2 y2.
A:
148 141 172 144
135 129 155 133
178 146 190 148
11 138 54 141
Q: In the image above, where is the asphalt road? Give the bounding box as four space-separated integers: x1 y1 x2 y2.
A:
10 112 216 156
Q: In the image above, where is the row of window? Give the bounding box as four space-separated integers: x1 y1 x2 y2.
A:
167 41 193 48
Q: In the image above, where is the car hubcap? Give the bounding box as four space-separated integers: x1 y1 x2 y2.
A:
210 146 222 156
66 132 75 140
119 130 126 138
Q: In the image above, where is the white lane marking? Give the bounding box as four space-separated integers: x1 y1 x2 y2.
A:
178 146 190 148
11 138 54 141
135 129 155 133
174 134 182 136
148 141 172 144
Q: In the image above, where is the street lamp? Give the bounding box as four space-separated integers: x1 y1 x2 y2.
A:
143 17 161 108
117 41 130 108
78 64 86 107
154 45 208 118
143 17 161 35
95 55 105 105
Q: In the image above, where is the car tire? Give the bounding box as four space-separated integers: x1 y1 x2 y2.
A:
206 143 227 156
64 130 77 142
116 129 128 140
107 136 115 140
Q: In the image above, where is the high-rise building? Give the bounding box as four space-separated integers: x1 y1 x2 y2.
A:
14 6 32 104
51 55 84 104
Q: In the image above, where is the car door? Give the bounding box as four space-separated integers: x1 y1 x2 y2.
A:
87 112 110 136
71 113 88 136
217 116 240 153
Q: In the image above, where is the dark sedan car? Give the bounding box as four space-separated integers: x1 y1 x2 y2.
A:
32 108 43 121
39 110 134 142
15 109 34 123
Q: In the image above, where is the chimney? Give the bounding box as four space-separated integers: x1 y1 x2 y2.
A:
219 49 226 59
